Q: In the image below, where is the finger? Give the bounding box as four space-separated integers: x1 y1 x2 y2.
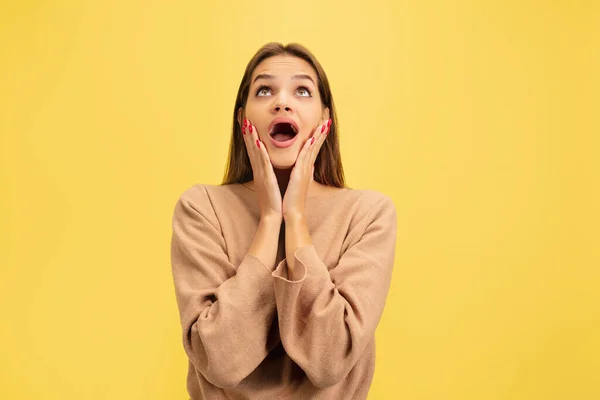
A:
242 118 262 173
299 122 323 170
317 118 331 151
253 124 272 168
247 121 274 175
296 132 314 169
240 118 253 152
308 119 330 166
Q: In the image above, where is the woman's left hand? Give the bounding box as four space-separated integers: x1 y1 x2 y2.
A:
282 118 331 220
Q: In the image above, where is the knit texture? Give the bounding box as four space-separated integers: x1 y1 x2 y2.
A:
170 183 397 399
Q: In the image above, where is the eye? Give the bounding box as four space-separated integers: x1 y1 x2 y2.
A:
296 86 312 97
256 85 272 96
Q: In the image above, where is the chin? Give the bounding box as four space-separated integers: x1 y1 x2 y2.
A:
269 151 299 170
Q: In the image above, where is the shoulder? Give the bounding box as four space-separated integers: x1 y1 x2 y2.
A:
323 188 397 245
341 188 396 218
351 188 395 209
171 184 211 226
175 183 244 207
172 183 223 222
316 188 396 233
173 183 251 221
174 183 211 211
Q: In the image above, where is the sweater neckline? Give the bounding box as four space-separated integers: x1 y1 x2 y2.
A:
238 182 350 200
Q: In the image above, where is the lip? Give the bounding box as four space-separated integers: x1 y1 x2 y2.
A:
267 116 300 149
267 116 299 136
269 133 298 148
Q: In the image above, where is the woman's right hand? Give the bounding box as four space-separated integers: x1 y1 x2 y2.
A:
242 119 283 221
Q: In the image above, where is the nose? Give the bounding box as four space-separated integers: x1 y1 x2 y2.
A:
273 93 292 113
274 104 292 112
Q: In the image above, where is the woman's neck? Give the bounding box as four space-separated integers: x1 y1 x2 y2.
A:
244 168 324 196
274 168 292 196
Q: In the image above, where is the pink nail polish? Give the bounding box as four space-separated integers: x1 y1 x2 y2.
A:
256 139 260 148
242 126 246 135
327 119 331 127
311 137 315 145
321 125 325 133
249 125 253 133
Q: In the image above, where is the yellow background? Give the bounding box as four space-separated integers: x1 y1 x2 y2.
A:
1 1 598 399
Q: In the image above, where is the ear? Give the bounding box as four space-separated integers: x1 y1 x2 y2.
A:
322 107 330 122
237 108 244 127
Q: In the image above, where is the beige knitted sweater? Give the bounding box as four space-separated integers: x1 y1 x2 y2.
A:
170 183 397 399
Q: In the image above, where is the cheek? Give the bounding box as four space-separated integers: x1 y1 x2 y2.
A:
243 106 267 135
309 106 326 126
243 106 256 121
299 110 322 134
303 119 323 137
244 100 262 119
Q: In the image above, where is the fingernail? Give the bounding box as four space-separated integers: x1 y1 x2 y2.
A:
249 125 253 133
242 126 246 135
321 125 325 133
256 139 260 148
311 137 315 145
244 119 248 127
327 119 331 127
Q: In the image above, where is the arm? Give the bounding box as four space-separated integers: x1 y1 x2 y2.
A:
248 213 282 269
274 195 397 388
170 186 281 389
283 213 311 281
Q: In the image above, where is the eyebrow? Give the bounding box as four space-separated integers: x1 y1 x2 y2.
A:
252 73 315 85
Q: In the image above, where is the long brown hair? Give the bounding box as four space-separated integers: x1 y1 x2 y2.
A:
221 42 346 188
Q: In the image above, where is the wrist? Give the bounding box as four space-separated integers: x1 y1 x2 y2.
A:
260 212 283 225
283 211 305 224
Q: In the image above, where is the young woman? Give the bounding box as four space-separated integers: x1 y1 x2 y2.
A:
170 42 397 399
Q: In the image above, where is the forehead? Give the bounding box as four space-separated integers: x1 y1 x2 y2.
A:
251 55 318 82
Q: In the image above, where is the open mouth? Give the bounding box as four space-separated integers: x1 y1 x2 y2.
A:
269 122 298 143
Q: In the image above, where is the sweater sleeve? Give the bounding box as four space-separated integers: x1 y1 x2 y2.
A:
272 194 397 388
170 185 279 389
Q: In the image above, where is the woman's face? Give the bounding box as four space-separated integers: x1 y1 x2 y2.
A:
241 55 329 169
